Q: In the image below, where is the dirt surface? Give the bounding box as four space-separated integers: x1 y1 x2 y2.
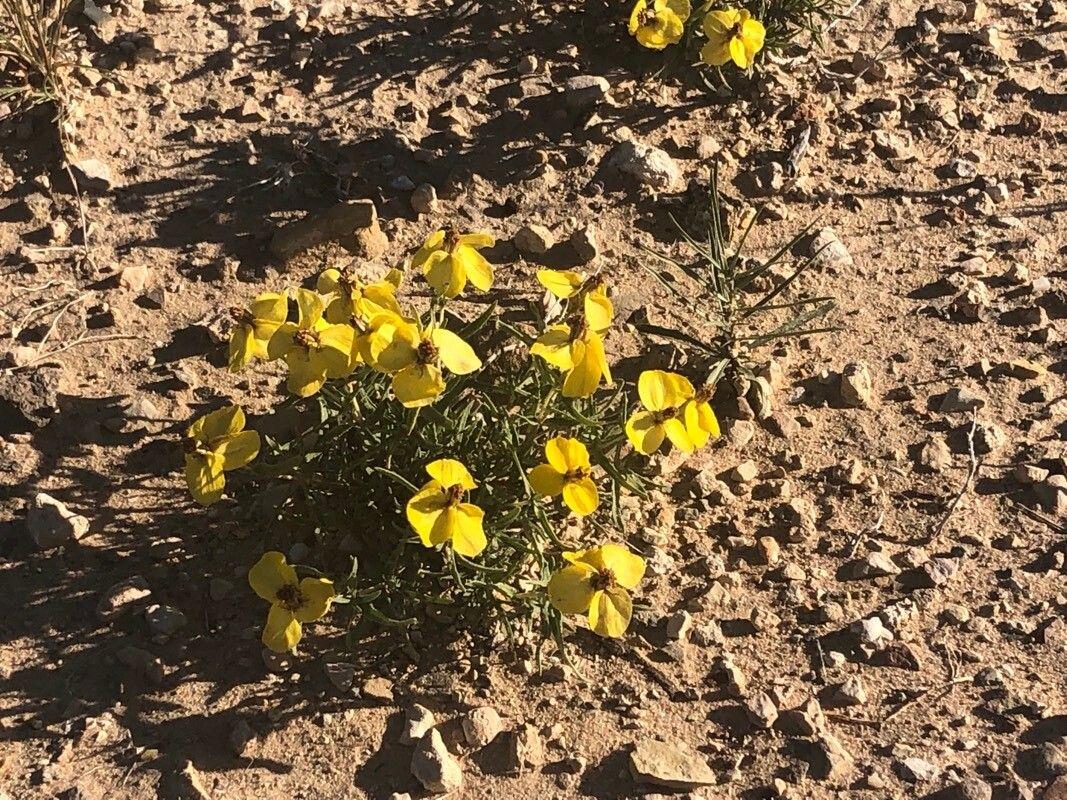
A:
1 0 1065 798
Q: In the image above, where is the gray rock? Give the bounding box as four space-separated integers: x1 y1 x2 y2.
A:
401 704 436 744
410 183 438 215
97 576 152 620
562 74 610 110
745 691 779 729
943 776 993 800
898 756 940 782
807 227 853 270
462 706 503 748
841 552 900 580
628 739 717 789
513 223 555 255
410 729 463 793
737 163 785 197
606 141 683 192
145 604 188 637
825 676 868 707
506 723 544 771
26 492 89 549
569 224 599 263
71 157 115 191
941 386 985 413
839 362 875 408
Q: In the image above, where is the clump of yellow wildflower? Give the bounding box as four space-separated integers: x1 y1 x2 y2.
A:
249 551 334 652
628 0 691 49
700 8 766 69
532 270 613 398
406 459 487 557
548 544 646 637
183 405 259 505
528 436 599 517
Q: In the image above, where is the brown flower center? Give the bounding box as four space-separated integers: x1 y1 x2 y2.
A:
443 483 465 507
730 21 743 38
590 568 617 592
294 329 319 349
275 582 305 612
417 338 438 365
652 407 677 424
443 227 461 252
564 466 589 483
182 436 200 454
695 386 713 403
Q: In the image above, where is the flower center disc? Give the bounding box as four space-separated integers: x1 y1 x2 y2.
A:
444 483 465 506
230 306 253 326
591 568 617 592
294 329 319 349
275 582 305 611
417 339 438 364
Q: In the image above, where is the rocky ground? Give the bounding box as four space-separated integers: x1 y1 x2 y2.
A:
1 0 1065 798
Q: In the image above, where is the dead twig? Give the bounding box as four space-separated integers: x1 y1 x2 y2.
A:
929 410 980 541
0 333 140 373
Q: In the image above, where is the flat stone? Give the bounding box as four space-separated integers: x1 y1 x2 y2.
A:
401 704 436 744
606 140 683 192
629 739 717 789
97 576 152 620
807 227 853 270
270 200 385 260
898 756 940 782
513 223 555 254
562 74 610 110
361 676 394 704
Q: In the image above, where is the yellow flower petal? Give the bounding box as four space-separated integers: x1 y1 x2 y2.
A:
423 250 464 298
548 562 597 614
188 405 244 443
426 458 476 490
430 505 463 547
530 325 574 371
562 333 610 398
285 349 328 398
267 322 299 361
248 551 298 602
700 40 732 66
662 416 695 453
263 604 302 652
393 364 445 407
457 232 494 248
665 0 690 20
685 400 721 448
598 543 646 590
454 245 494 292
537 269 582 299
251 291 289 325
294 288 324 328
217 429 260 471
528 463 566 497
584 292 614 333
450 503 486 557
412 230 446 271
729 34 748 68
628 0 647 35
374 320 420 373
562 476 598 517
316 269 341 295
228 325 255 372
407 481 447 543
587 587 632 638
318 324 355 377
185 451 226 505
545 436 590 473
294 577 334 622
431 328 481 375
625 410 666 455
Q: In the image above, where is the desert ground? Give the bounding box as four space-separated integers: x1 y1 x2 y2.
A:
1 0 1065 798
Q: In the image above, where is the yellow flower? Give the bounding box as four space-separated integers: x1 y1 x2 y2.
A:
227 291 288 373
528 436 599 517
317 267 401 326
267 288 355 398
681 387 721 448
412 228 495 298
628 0 691 49
531 321 612 398
547 544 646 638
183 405 260 505
626 370 697 455
406 459 487 557
249 551 334 653
700 8 766 69
536 269 614 332
375 318 481 408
